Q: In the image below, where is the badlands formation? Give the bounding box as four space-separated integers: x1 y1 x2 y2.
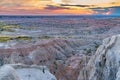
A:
78 35 120 80
0 64 56 80
0 17 120 80
0 39 87 80
0 35 120 80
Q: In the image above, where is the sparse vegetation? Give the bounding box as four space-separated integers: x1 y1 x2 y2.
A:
15 36 32 41
87 49 92 54
0 36 11 42
94 42 100 49
0 58 4 66
0 36 32 42
39 36 52 39
83 48 92 55
0 22 20 32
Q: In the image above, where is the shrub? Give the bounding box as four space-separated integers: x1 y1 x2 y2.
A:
15 36 32 41
0 36 11 42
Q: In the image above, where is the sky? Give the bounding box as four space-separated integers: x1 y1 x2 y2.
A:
0 0 120 15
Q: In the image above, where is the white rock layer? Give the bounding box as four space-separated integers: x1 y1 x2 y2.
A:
78 35 120 80
0 64 57 80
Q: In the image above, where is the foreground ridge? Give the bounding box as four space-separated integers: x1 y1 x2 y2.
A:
0 64 57 80
78 35 120 80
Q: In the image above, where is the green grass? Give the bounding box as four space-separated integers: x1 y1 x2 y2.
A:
15 36 32 41
0 36 32 42
0 36 12 42
39 36 52 39
0 22 20 32
0 22 32 42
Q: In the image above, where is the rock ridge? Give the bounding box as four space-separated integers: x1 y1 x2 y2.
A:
78 35 120 80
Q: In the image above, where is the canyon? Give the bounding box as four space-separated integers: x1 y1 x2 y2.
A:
0 16 120 80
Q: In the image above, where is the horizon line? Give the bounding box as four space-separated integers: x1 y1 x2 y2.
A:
0 14 120 16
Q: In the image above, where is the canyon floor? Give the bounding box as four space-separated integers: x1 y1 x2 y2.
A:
0 16 120 80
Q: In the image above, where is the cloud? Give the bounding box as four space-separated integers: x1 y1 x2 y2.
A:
110 2 117 4
44 5 70 10
61 0 115 5
109 6 120 15
0 3 22 7
90 7 109 12
0 0 120 15
90 6 120 15
0 0 52 8
60 4 95 7
61 0 120 9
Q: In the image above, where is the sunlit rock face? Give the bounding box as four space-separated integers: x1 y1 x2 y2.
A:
0 39 84 80
0 39 77 65
53 54 90 80
78 35 120 80
0 64 57 80
0 65 20 80
27 39 82 80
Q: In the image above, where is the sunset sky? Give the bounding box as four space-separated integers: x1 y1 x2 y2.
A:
0 0 120 15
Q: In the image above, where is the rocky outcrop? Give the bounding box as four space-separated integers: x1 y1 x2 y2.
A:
0 39 91 80
0 64 57 80
0 65 20 80
0 39 79 65
52 54 90 80
78 35 120 80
